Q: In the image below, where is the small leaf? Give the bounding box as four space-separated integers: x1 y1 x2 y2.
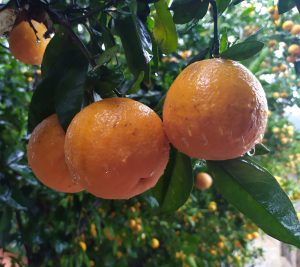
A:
94 46 118 70
254 143 270 155
114 15 152 82
92 67 123 98
278 0 295 14
153 0 178 54
216 0 231 14
119 71 144 95
151 147 193 213
244 28 264 42
171 0 209 24
220 40 264 61
220 28 228 53
207 157 300 248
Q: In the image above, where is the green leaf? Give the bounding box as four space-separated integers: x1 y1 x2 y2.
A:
220 28 228 53
171 0 209 24
216 0 231 14
114 15 152 82
254 143 270 155
119 71 144 95
244 28 264 42
248 47 268 74
28 73 56 132
55 68 87 131
92 67 123 98
153 0 178 54
94 46 118 70
220 40 264 61
278 0 295 14
207 157 300 248
151 147 193 213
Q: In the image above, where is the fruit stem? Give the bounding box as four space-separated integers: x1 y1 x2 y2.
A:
209 0 220 58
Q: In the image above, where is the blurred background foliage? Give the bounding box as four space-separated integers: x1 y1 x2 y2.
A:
0 0 300 266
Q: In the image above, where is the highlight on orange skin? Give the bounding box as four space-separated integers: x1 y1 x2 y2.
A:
9 20 51 65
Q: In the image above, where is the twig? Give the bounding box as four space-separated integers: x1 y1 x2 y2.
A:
45 8 97 67
209 0 220 58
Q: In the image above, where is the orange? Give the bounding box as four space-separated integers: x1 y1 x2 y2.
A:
195 172 213 190
64 98 169 199
288 44 300 56
163 59 268 160
282 20 294 31
9 20 50 65
291 24 300 35
151 238 160 249
27 114 83 193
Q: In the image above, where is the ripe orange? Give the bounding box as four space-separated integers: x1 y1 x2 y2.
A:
195 172 213 190
288 44 300 56
9 20 50 65
163 59 268 160
282 20 294 31
291 24 300 35
27 114 83 193
64 98 169 199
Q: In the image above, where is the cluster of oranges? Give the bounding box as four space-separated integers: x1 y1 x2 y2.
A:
27 59 268 200
272 124 294 145
282 20 300 61
8 18 268 200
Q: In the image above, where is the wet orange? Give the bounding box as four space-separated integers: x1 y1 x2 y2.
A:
27 114 83 193
9 20 50 65
163 59 268 160
64 98 169 199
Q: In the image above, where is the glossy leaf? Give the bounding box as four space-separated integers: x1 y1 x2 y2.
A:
151 147 193 213
153 0 178 54
171 0 209 24
119 71 144 95
207 157 300 248
55 68 87 131
220 40 264 61
254 143 270 155
278 0 295 14
28 73 56 133
92 67 123 98
94 46 118 70
216 0 231 14
114 15 152 81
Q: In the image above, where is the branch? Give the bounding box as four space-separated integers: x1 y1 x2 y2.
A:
209 0 220 58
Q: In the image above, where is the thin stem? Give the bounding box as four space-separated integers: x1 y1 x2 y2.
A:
209 0 220 58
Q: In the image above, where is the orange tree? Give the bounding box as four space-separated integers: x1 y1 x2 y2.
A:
0 0 300 266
